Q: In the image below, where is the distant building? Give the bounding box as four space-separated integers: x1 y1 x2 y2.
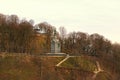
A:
33 25 46 34
51 29 61 53
34 26 61 53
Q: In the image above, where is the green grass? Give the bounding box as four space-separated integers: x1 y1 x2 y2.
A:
61 56 96 72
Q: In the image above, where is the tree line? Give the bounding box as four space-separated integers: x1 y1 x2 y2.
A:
0 14 31 53
0 13 55 53
0 13 120 57
59 27 112 56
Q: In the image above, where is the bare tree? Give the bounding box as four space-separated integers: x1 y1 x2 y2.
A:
59 26 67 39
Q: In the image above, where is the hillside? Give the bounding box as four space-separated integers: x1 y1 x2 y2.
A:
0 53 119 80
0 12 120 80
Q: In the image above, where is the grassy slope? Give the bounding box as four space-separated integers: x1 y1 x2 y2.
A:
0 54 64 80
0 56 39 80
61 56 96 72
0 54 117 80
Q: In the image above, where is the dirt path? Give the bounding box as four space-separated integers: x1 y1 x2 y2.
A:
93 61 104 79
56 54 70 66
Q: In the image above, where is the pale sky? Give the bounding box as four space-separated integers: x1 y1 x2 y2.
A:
0 0 120 43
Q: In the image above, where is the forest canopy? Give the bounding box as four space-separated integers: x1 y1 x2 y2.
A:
0 13 119 56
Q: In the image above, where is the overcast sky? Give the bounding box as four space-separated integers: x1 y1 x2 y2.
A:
0 0 120 43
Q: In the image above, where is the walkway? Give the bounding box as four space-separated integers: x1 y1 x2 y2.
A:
93 61 104 79
56 54 70 66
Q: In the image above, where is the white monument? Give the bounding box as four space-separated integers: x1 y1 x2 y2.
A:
51 29 61 53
